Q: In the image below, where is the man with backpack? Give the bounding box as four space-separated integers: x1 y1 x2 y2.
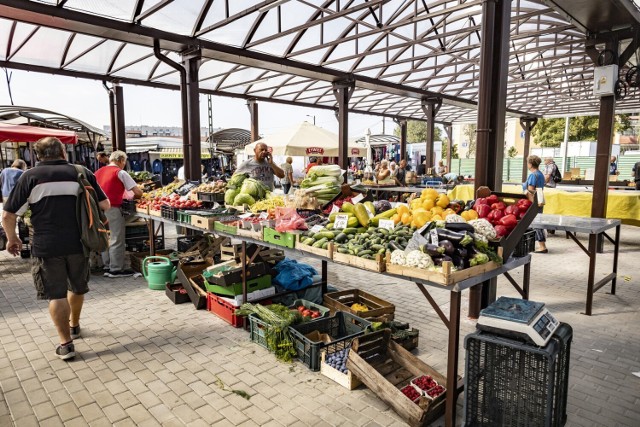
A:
95 151 143 278
543 157 561 188
1 137 110 360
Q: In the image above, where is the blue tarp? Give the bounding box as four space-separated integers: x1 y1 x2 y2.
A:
272 258 317 291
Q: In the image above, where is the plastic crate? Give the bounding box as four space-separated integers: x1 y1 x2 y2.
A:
121 199 137 215
197 192 225 203
125 236 164 252
125 224 149 238
248 313 270 350
512 229 536 258
289 312 371 371
177 235 203 252
263 227 296 248
204 274 272 297
289 299 331 318
463 323 572 427
161 205 178 221
206 292 244 328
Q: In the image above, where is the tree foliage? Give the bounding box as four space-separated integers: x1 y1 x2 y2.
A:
393 121 442 142
462 124 477 158
441 140 459 159
507 146 518 158
531 115 632 147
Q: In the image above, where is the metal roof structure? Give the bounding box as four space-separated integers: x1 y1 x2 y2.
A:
208 127 252 152
0 105 106 143
1 1 639 126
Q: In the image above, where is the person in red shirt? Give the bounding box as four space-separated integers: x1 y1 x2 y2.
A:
95 151 143 277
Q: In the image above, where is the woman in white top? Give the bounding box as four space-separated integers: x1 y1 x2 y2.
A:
389 161 398 177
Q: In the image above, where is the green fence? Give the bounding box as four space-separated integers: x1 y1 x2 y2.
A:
448 155 640 182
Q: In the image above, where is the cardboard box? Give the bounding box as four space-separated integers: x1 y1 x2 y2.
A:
191 215 216 230
177 260 211 309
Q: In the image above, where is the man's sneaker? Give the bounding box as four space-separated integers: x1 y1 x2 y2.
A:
104 269 135 278
103 265 110 271
56 342 75 360
70 325 81 340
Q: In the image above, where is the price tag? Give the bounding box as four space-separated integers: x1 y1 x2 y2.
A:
330 204 340 214
351 193 364 204
334 214 349 229
310 224 324 233
259 212 269 219
378 219 395 231
239 212 253 219
430 229 439 245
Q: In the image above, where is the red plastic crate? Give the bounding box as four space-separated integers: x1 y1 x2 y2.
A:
206 292 245 328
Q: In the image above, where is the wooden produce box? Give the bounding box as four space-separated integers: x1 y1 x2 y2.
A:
236 226 264 241
177 260 211 309
320 351 362 390
385 252 501 286
347 330 447 427
323 289 395 321
296 235 333 259
149 209 162 217
136 205 149 215
165 283 190 304
331 249 386 273
489 191 540 260
191 215 216 231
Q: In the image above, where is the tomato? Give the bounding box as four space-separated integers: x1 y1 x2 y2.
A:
302 310 311 317
297 306 305 313
311 312 320 318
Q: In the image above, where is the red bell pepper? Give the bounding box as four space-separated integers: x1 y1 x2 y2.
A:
516 199 532 210
498 214 518 228
486 194 499 205
494 224 510 237
475 197 488 206
504 205 520 216
487 209 504 224
473 203 491 219
491 202 506 212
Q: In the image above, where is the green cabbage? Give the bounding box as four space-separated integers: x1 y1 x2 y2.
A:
227 173 248 190
240 178 268 199
224 188 240 205
233 193 256 206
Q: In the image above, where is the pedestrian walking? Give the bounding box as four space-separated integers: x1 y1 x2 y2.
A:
523 155 547 253
1 137 110 360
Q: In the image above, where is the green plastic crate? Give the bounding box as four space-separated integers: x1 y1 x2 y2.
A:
248 313 269 350
263 227 296 248
289 312 371 371
290 299 330 318
203 274 271 297
177 211 191 224
214 221 237 235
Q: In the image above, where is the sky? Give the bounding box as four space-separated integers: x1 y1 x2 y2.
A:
0 69 399 139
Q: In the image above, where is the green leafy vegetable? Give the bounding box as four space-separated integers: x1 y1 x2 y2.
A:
224 188 240 205
227 173 248 190
233 193 256 206
240 178 268 199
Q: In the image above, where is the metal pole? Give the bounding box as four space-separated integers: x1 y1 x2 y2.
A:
333 80 354 171
445 124 453 172
185 53 202 181
591 95 615 220
426 105 435 171
247 99 259 142
114 83 126 153
520 117 537 182
106 85 117 152
560 117 570 176
470 0 512 319
398 119 407 161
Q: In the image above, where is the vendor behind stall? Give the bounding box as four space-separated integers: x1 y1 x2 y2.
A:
235 142 284 190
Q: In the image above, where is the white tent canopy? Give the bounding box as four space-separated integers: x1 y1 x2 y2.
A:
244 121 366 157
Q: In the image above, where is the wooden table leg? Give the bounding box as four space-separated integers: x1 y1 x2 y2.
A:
321 260 328 294
445 291 462 427
585 233 597 316
241 241 248 304
611 225 620 295
147 218 155 256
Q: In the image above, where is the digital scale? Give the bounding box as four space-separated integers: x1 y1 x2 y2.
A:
477 296 560 347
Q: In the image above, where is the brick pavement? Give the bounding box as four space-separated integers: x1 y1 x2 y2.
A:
0 225 639 426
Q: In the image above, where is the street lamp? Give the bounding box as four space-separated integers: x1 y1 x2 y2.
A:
306 115 316 125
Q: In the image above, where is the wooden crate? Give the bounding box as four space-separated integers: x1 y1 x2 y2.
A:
323 289 395 321
385 253 501 286
347 330 447 427
149 209 162 217
190 215 216 231
296 235 333 259
332 249 386 272
135 206 149 215
236 227 263 241
320 351 362 390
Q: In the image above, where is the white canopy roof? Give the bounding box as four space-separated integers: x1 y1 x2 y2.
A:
244 122 366 157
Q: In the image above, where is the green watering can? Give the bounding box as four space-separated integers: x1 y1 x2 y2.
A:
142 256 177 291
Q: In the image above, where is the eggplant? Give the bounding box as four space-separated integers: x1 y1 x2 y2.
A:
464 200 475 211
455 247 468 259
421 243 445 257
438 240 455 256
436 228 466 245
444 222 475 234
432 255 453 267
418 221 437 236
451 255 466 270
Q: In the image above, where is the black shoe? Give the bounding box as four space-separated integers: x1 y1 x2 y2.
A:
104 269 135 278
70 325 81 340
56 342 75 360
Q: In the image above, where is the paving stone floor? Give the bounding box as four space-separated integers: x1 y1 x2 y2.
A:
1 225 639 426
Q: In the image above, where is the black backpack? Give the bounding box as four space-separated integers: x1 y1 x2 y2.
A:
551 164 562 183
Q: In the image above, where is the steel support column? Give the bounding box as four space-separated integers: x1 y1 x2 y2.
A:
394 118 408 161
184 50 202 182
474 0 512 192
421 98 441 172
520 117 538 182
113 83 126 153
470 0 512 319
105 83 117 152
333 80 354 170
445 124 453 172
591 41 617 220
247 99 259 143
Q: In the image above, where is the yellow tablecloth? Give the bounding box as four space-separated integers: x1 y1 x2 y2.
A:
447 184 640 226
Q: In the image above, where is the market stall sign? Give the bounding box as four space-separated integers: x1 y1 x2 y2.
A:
306 147 324 155
334 214 349 229
351 148 361 155
160 152 212 159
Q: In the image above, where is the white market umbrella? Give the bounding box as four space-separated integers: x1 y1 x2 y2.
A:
244 121 367 157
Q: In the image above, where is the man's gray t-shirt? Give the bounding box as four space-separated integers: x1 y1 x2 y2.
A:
235 158 275 190
280 162 293 184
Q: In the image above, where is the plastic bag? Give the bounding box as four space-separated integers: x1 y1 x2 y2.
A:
275 207 307 232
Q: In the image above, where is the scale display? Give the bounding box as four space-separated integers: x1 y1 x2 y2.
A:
477 297 560 346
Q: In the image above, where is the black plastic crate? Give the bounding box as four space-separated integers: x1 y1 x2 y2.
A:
289 311 371 371
121 199 137 216
161 205 178 221
177 235 203 252
125 236 164 253
197 192 225 203
463 323 572 427
125 224 149 238
512 229 536 258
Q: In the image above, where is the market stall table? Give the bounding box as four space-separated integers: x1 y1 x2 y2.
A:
530 214 621 315
134 211 532 427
